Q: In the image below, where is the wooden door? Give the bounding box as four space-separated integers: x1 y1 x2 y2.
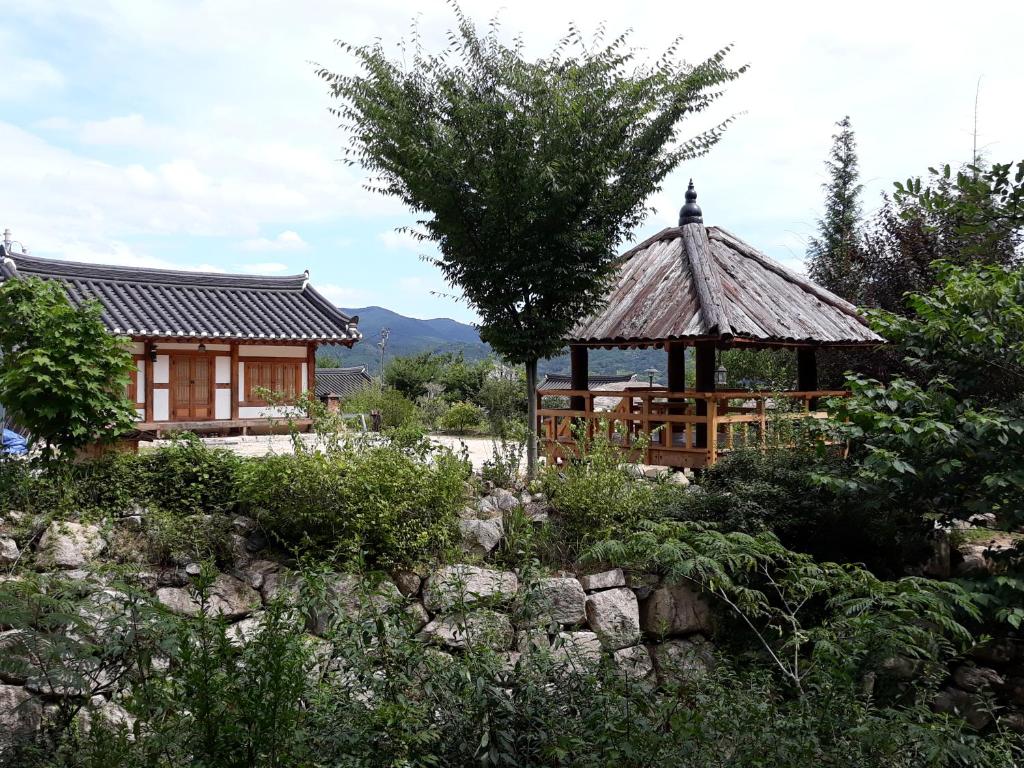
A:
170 354 213 421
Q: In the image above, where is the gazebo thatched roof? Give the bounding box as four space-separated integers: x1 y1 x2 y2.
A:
570 187 882 349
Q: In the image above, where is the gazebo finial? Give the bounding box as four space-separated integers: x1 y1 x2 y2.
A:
678 179 703 226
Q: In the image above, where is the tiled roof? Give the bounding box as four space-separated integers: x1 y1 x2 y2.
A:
538 373 636 391
0 247 361 344
571 225 883 347
314 367 373 398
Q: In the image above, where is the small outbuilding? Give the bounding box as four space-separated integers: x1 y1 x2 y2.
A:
315 366 373 411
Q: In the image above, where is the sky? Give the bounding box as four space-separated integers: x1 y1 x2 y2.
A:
2 0 1023 324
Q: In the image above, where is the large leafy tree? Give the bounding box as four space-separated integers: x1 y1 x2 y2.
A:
0 277 137 459
319 8 744 473
807 116 864 301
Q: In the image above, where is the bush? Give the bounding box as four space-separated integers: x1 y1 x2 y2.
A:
344 387 421 430
439 400 483 434
542 430 655 556
236 444 468 568
139 437 241 516
667 448 932 576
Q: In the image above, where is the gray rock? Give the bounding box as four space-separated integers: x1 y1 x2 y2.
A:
530 577 586 625
231 515 257 535
476 490 518 520
404 601 431 632
0 537 20 566
419 610 514 650
932 686 992 730
640 583 711 637
625 571 661 601
261 571 300 604
666 471 690 486
0 685 42 753
157 574 260 619
523 502 550 523
36 521 106 569
228 615 262 647
515 628 551 654
391 569 422 597
953 544 993 577
579 568 626 592
585 588 641 650
952 664 1005 693
613 645 654 680
239 559 281 591
642 464 671 480
652 637 715 682
0 630 30 684
422 565 518 613
551 631 602 667
308 574 404 635
459 518 504 556
1000 710 1024 734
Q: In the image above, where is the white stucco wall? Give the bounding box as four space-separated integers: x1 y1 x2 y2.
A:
238 344 306 358
215 389 231 419
135 359 145 403
153 355 169 384
153 389 169 421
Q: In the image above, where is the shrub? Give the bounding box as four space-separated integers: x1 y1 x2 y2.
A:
666 448 932 576
542 429 655 555
439 400 483 434
236 444 467 568
139 436 241 516
344 387 421 430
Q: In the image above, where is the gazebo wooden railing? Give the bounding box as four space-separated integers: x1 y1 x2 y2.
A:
537 387 848 469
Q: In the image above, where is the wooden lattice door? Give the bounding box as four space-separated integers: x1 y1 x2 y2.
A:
170 354 213 420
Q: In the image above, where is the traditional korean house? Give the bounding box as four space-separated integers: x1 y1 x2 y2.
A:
537 181 883 468
0 245 361 436
314 366 373 411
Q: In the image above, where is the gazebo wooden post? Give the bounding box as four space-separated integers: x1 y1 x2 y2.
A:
694 341 716 449
798 347 819 411
666 341 687 453
569 345 588 413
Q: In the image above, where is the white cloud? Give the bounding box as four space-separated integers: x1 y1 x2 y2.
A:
378 229 425 251
314 283 370 307
0 54 63 100
240 230 308 252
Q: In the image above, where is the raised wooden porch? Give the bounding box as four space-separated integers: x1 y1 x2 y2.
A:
537 386 847 469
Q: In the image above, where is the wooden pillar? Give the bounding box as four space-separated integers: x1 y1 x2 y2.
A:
143 340 154 423
666 342 686 393
307 343 317 395
694 341 716 449
797 347 818 409
569 345 588 412
230 343 240 420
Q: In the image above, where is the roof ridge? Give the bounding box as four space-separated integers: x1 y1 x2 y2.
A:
682 223 732 337
707 227 867 325
8 252 309 290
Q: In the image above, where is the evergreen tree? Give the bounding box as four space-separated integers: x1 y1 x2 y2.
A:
807 116 864 301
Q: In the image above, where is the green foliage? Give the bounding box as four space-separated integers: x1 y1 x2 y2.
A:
142 508 233 566
0 277 137 458
671 448 932 575
870 260 1024 401
718 348 795 391
343 386 421 430
383 351 446 400
806 116 865 301
823 375 1024 532
480 432 525 489
438 400 483 435
542 429 656 554
477 374 527 434
236 444 467 569
140 436 241 516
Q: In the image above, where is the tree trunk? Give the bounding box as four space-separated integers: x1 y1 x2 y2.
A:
525 358 538 478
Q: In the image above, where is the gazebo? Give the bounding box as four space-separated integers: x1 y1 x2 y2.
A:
536 182 883 468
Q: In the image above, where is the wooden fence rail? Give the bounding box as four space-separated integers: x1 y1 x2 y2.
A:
536 387 848 469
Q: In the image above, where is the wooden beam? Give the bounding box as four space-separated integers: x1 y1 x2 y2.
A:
143 341 154 423
694 341 716 448
666 342 686 392
569 345 588 412
230 343 240 420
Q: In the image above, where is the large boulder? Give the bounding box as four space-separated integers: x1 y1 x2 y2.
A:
578 569 625 592
652 637 715 682
156 573 260 619
613 644 654 680
391 570 422 597
423 565 518 613
477 489 519 519
952 665 1005 693
419 610 514 651
458 518 504 556
585 588 641 650
551 631 602 668
0 537 20 566
36 521 106 569
308 573 404 635
932 686 992 730
528 577 587 626
0 685 42 754
640 583 711 637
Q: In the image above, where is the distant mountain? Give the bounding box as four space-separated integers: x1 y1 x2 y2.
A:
319 305 668 378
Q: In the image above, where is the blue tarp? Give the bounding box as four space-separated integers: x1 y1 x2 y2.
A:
2 429 28 455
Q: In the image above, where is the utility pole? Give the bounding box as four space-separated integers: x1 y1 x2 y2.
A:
377 327 390 388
